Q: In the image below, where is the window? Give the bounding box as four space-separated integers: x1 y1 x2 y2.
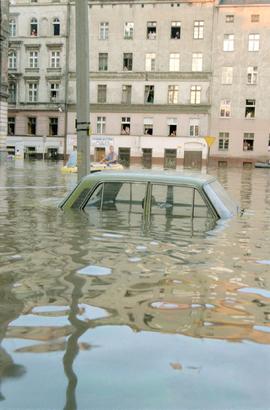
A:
9 18 16 37
122 85 132 104
123 53 133 71
226 15 234 23
169 53 180 71
28 83 38 102
171 21 181 39
8 82 17 103
220 99 231 117
221 67 233 84
144 86 154 103
85 182 146 214
121 117 130 134
49 83 59 101
124 22 134 39
245 99 255 118
247 66 258 84
8 117 15 135
49 118 58 136
167 118 177 136
8 50 17 69
99 22 109 40
97 116 106 134
168 85 178 104
145 53 156 71
218 132 229 151
150 185 209 218
29 51 38 68
190 86 201 104
50 50 60 68
192 53 203 72
243 133 254 151
147 22 157 39
189 119 199 137
143 118 153 135
53 18 60 36
98 53 108 71
223 34 234 51
193 21 204 39
28 117 36 134
97 85 107 103
248 34 260 51
251 14 260 22
30 18 38 36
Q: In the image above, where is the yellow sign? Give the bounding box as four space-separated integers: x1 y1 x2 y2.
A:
204 136 216 147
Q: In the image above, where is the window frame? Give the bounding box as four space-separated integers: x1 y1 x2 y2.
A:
124 22 134 39
192 53 203 72
218 132 229 151
52 17 60 36
96 116 106 134
168 85 179 104
99 22 109 40
8 50 17 69
220 99 231 117
190 85 201 104
223 34 234 52
169 53 180 72
193 20 204 40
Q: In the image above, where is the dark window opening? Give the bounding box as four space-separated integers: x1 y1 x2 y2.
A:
144 123 153 135
171 25 181 39
121 117 130 134
243 133 254 151
8 117 15 135
30 19 38 36
144 85 154 103
123 53 133 71
245 99 255 118
168 125 177 136
147 22 156 39
49 118 58 136
53 18 60 36
28 117 36 135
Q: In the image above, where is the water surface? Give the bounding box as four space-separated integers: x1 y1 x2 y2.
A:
0 160 269 410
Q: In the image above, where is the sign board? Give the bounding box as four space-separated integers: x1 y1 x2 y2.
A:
91 136 114 147
204 136 216 147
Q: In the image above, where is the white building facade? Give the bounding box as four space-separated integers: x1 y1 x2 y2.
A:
7 0 270 167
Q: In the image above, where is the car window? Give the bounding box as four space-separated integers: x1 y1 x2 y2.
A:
193 189 212 218
84 182 147 214
150 184 211 218
204 180 237 218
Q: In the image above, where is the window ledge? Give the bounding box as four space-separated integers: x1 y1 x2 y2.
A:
25 68 39 73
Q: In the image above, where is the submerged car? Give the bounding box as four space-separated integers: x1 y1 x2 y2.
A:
59 170 238 222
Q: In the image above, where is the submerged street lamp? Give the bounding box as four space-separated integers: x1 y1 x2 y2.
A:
75 0 90 181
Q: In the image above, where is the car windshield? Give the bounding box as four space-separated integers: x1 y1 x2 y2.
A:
204 180 237 218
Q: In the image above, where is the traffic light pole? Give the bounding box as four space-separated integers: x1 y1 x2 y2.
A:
75 0 90 181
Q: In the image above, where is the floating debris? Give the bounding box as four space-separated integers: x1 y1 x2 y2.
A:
77 265 112 276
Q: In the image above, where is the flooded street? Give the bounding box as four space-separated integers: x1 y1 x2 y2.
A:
0 160 270 410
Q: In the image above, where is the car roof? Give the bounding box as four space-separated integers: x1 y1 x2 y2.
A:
80 169 216 189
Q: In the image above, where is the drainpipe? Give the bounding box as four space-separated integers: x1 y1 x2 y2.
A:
63 0 71 161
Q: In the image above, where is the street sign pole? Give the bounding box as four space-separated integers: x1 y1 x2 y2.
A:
204 136 216 172
75 0 90 181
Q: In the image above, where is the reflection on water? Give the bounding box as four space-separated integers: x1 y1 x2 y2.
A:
0 161 270 409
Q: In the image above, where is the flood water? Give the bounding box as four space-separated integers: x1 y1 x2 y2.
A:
0 160 270 410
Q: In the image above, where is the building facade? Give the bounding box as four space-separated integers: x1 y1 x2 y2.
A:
211 0 270 165
0 0 9 160
6 0 270 167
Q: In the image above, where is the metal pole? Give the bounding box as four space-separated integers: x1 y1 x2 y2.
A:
75 0 90 181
